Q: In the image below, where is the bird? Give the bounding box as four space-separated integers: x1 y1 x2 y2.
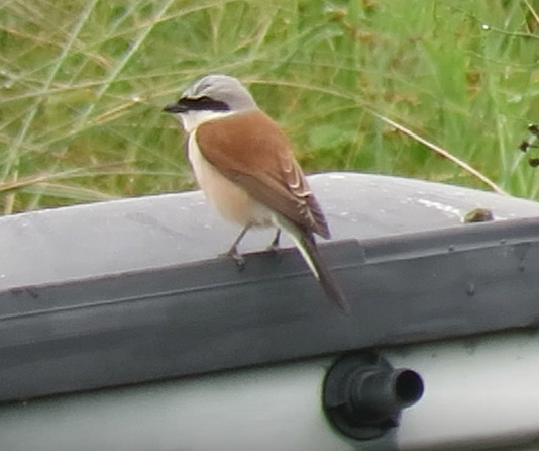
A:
163 74 347 310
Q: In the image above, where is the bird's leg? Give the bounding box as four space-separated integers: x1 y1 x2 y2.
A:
266 229 281 253
220 224 252 269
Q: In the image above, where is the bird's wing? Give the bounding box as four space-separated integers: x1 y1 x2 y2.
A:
195 110 330 238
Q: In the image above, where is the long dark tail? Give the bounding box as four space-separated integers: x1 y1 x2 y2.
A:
295 232 349 311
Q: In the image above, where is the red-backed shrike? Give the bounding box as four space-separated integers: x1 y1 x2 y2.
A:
164 74 347 310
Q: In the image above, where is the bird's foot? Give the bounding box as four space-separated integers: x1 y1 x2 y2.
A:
220 247 246 270
265 242 280 253
265 230 281 254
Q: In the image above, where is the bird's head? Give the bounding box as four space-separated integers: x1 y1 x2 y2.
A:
163 74 257 132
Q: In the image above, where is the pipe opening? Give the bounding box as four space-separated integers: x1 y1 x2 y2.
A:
395 370 424 404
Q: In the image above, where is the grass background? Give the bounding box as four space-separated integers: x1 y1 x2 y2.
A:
2 0 539 214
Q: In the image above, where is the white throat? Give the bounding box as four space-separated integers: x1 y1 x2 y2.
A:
177 110 234 133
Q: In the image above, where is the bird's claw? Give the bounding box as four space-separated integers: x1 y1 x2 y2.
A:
220 248 246 270
265 242 280 253
266 230 281 254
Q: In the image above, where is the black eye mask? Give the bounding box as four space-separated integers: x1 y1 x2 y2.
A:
163 96 230 113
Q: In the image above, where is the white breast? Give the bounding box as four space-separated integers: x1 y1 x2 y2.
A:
188 131 274 228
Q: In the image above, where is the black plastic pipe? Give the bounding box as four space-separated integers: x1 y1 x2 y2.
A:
323 353 424 440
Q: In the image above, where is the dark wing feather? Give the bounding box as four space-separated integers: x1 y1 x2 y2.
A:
196 111 330 238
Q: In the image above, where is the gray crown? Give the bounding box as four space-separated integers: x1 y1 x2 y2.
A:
183 74 258 112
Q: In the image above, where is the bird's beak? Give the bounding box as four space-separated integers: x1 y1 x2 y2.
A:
163 99 188 113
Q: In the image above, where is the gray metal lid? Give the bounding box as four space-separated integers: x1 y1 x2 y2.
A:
1 172 537 290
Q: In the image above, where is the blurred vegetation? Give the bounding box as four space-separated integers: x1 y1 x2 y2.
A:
1 0 539 213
